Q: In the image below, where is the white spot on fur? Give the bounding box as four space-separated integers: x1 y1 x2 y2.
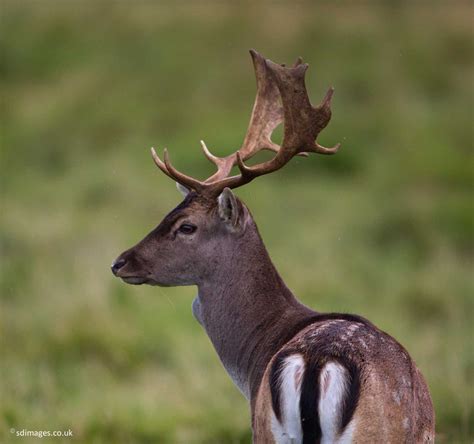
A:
423 430 434 442
346 323 360 337
403 417 410 430
392 391 401 406
308 320 343 338
319 362 355 444
270 354 305 444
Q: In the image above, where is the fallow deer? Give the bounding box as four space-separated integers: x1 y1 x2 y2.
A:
111 50 435 443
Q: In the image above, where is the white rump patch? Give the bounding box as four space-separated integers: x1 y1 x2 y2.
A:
319 362 355 444
270 354 305 444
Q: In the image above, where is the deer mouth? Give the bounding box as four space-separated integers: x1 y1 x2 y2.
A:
120 276 150 285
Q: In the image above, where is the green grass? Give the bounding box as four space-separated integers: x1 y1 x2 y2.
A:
1 2 473 443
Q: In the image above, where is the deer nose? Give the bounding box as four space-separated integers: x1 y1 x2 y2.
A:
111 258 127 276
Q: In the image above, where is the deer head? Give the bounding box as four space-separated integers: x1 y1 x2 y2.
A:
111 50 339 287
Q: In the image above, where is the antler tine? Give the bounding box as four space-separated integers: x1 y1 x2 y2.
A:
293 56 304 67
151 147 173 179
311 87 341 154
162 149 205 191
200 140 219 165
200 140 236 184
151 147 204 192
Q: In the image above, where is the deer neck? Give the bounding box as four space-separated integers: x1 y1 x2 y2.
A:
193 226 316 401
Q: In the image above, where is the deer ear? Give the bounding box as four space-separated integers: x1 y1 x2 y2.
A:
217 188 244 231
176 182 190 197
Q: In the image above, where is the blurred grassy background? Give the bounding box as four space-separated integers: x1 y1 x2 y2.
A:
1 2 473 443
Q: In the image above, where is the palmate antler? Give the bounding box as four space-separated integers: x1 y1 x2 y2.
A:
151 50 340 198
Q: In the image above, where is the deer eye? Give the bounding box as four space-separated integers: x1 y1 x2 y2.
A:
178 223 197 235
